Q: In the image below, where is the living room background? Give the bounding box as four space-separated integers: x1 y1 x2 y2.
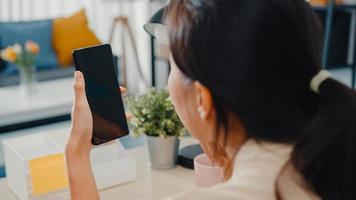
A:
0 0 160 93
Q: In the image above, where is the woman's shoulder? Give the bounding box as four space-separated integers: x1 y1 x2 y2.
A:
166 140 320 200
233 139 293 168
237 139 320 200
221 139 294 199
240 139 320 200
277 164 320 200
166 140 293 200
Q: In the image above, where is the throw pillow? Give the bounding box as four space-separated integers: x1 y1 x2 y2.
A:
52 9 101 66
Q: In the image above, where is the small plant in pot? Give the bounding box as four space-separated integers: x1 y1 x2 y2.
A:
127 88 185 170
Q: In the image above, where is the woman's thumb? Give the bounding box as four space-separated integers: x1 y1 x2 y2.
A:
73 71 86 104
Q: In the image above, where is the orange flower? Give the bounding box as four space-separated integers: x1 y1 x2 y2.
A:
0 47 17 62
25 40 40 55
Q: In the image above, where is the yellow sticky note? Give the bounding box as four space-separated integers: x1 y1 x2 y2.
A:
29 153 68 195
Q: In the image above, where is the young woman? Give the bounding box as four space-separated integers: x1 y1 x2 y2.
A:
65 0 355 199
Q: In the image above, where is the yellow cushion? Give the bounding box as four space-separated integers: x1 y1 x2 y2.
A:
53 9 101 66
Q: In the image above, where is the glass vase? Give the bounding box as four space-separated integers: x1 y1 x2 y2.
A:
18 65 38 95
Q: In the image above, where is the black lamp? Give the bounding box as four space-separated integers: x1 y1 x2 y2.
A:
143 6 169 46
144 7 204 170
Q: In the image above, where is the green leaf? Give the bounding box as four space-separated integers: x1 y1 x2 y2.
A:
126 88 185 138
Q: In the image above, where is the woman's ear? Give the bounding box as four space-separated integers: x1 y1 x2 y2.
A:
193 82 214 120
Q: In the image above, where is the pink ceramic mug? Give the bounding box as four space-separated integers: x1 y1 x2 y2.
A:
194 153 224 188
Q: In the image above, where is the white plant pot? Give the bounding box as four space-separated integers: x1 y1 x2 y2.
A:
145 135 179 170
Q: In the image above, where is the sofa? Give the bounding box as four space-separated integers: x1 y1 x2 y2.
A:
0 9 116 87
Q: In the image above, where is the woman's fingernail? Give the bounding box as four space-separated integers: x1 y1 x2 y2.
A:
120 86 127 93
75 71 83 81
74 71 79 79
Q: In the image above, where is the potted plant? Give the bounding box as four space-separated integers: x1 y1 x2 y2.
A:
0 40 40 95
127 88 185 170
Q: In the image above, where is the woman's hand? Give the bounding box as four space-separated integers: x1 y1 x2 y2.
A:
65 71 97 200
66 71 128 159
66 71 93 159
65 71 127 200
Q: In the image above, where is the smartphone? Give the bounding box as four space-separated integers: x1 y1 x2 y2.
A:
72 44 129 145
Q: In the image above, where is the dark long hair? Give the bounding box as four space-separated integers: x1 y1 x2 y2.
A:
166 0 355 199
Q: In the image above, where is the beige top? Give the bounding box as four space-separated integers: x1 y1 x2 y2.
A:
166 139 320 200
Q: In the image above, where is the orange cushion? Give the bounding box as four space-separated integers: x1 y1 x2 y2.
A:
53 9 101 66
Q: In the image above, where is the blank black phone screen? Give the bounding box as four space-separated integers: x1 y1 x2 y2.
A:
73 44 129 145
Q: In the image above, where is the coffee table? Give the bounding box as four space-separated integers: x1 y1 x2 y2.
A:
0 78 73 132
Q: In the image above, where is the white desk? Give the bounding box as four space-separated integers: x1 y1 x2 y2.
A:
0 78 73 127
0 132 196 200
